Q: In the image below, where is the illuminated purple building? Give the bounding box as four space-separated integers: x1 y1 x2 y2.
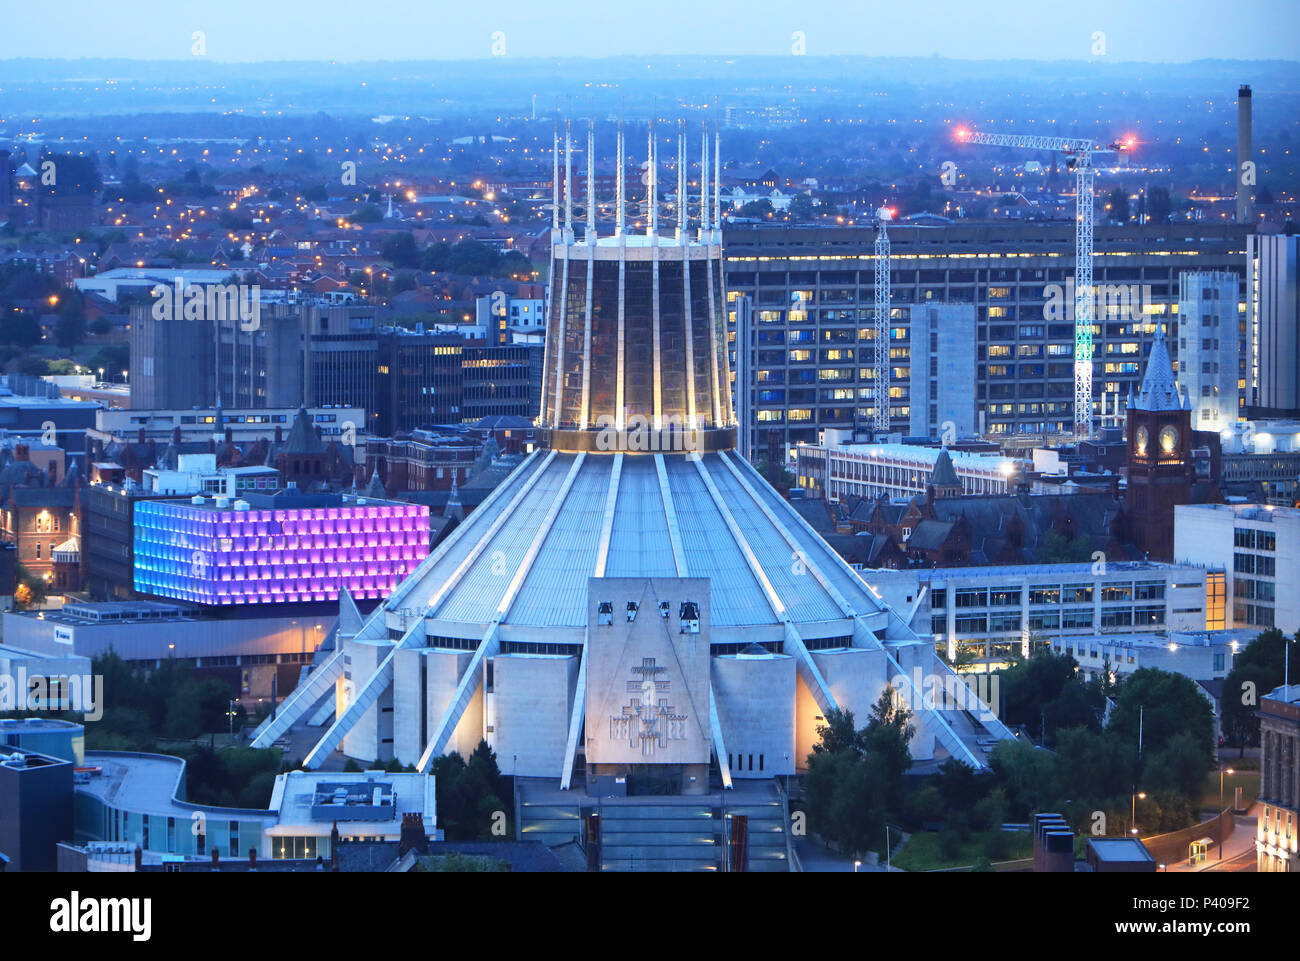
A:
133 491 430 606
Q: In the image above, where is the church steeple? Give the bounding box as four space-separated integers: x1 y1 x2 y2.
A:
212 394 225 444
444 475 465 522
927 446 962 499
1132 326 1183 412
1124 324 1195 561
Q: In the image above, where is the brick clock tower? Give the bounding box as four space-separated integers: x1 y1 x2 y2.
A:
1125 327 1194 561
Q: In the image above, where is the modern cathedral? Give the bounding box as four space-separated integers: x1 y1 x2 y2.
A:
251 123 1010 794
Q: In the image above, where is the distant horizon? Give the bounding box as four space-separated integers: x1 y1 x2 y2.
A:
1 53 1298 66
3 0 1298 63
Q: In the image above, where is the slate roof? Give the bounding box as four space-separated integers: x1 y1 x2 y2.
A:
906 519 956 551
1133 327 1187 412
929 447 960 488
282 407 326 454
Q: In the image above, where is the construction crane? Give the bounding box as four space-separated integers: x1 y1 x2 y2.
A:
873 205 894 434
955 128 1134 440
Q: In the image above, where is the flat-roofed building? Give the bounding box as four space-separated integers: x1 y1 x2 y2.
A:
70 752 438 862
1175 502 1300 633
1048 628 1252 684
1218 420 1300 505
867 560 1213 671
0 747 74 872
796 440 1020 502
1177 270 1243 429
724 222 1250 454
1246 233 1300 417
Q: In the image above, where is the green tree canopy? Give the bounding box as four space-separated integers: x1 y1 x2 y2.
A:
1107 667 1215 765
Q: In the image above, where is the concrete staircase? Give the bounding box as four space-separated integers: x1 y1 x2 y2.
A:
514 779 794 872
598 802 719 872
517 798 584 848
724 783 792 873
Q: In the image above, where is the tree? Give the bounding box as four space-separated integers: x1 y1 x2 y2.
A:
54 296 87 349
810 707 865 757
804 748 889 857
348 204 384 223
989 738 1060 817
381 232 420 269
862 687 914 809
1220 629 1298 753
429 740 511 840
997 649 1102 743
903 785 944 827
38 152 101 198
971 787 1008 832
1107 667 1215 764
1143 731 1211 799
11 563 47 608
0 309 41 349
933 758 988 811
736 199 775 219
1054 725 1134 801
785 193 816 222
803 695 913 857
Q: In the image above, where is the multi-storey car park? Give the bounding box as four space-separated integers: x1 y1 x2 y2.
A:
723 222 1252 456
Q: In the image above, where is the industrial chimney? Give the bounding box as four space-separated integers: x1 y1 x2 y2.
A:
1238 84 1253 224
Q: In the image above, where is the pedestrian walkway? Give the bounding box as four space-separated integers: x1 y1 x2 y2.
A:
1161 811 1257 873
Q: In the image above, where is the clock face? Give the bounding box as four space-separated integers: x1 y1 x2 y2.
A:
1159 425 1179 454
1135 425 1149 455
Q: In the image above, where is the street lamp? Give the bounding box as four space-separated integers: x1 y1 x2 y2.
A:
226 699 238 739
1130 791 1146 836
1220 767 1236 807
853 860 861 873
884 824 902 870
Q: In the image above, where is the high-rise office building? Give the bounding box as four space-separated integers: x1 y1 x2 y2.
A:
1247 233 1300 417
908 303 977 439
724 223 1251 454
302 306 382 431
1177 271 1242 429
374 329 464 436
133 297 544 437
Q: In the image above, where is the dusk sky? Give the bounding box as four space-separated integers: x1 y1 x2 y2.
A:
2 0 1297 62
